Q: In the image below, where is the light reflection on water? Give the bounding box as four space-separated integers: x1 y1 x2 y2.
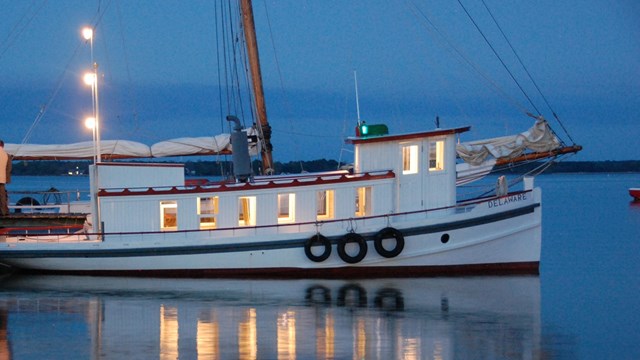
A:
0 276 540 359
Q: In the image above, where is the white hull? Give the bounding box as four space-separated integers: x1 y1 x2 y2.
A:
0 189 541 276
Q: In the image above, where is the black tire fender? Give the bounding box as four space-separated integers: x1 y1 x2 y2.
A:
374 227 404 258
304 234 332 262
337 233 368 264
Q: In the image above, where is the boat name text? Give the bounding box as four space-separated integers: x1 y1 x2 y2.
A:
488 193 527 208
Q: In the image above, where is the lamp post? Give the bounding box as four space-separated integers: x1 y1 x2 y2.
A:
82 26 102 234
85 117 97 163
82 26 101 163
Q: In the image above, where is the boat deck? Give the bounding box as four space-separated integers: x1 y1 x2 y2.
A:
0 213 87 228
0 233 96 243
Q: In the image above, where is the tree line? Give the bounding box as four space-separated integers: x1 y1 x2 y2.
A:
8 159 640 176
10 159 344 176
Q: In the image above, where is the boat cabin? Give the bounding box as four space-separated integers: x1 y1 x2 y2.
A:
90 126 468 235
347 126 470 212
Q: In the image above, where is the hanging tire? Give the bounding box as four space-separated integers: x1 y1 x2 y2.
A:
337 233 367 264
14 197 40 214
304 234 332 262
374 227 404 258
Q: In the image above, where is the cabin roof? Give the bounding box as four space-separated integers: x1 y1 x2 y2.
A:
345 126 470 145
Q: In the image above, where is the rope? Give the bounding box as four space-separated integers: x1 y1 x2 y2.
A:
0 0 48 60
405 0 530 114
480 0 576 145
457 0 541 116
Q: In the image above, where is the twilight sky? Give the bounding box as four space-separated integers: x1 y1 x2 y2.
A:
0 0 638 162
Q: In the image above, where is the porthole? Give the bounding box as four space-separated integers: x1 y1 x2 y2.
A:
441 233 450 244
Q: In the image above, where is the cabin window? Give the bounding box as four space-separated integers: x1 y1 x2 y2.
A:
277 193 296 223
198 196 219 229
316 190 335 220
355 186 372 217
429 140 445 171
402 145 419 174
160 201 178 231
238 196 256 226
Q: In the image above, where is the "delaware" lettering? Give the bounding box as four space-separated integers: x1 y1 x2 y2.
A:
488 193 527 208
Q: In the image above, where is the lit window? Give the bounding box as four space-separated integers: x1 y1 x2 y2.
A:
355 186 371 217
160 201 177 231
402 145 419 174
238 196 256 226
316 190 335 220
277 193 296 223
198 196 218 229
429 140 445 171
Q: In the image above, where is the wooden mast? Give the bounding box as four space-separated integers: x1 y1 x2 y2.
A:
240 0 273 173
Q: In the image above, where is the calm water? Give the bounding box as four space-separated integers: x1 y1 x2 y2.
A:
1 173 639 359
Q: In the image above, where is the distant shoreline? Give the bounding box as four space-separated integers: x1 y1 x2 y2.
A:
9 159 640 176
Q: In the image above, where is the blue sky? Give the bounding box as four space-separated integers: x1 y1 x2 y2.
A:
0 0 638 162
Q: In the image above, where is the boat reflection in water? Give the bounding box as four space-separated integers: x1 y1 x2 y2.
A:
0 276 540 359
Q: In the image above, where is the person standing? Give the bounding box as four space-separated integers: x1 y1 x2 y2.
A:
0 140 10 216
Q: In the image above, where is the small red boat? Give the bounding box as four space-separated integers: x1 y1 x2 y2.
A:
630 188 640 202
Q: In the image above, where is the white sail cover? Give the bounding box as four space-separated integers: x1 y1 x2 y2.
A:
456 118 561 166
5 128 259 159
6 140 151 159
151 134 231 157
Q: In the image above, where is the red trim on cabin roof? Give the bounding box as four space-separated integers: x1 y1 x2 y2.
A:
96 162 184 168
98 170 395 197
345 126 471 145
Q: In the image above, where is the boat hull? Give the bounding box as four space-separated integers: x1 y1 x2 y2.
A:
630 188 640 201
0 189 541 277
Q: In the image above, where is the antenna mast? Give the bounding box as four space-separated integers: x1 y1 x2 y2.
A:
354 70 362 125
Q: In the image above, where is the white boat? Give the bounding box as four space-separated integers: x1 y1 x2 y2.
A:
0 1 580 276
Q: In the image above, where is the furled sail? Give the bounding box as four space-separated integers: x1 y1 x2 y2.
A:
5 128 258 160
6 140 151 160
456 117 561 166
455 118 562 185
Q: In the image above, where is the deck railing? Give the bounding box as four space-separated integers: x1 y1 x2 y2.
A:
8 189 91 214
1 190 535 244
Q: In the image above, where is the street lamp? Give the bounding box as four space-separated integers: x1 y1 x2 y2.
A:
82 25 101 163
82 25 102 233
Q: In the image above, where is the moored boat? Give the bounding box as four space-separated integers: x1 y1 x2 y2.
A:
0 125 544 276
0 1 580 277
630 188 640 202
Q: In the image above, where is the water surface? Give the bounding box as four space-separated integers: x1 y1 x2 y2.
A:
0 173 639 359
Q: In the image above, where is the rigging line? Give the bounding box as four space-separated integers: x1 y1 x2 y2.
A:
260 0 291 123
406 0 529 115
0 0 48 60
22 42 84 144
113 0 140 135
221 0 233 116
236 18 250 124
230 1 250 125
22 0 111 145
234 9 252 128
457 0 541 115
480 0 575 145
403 1 475 124
215 1 226 133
